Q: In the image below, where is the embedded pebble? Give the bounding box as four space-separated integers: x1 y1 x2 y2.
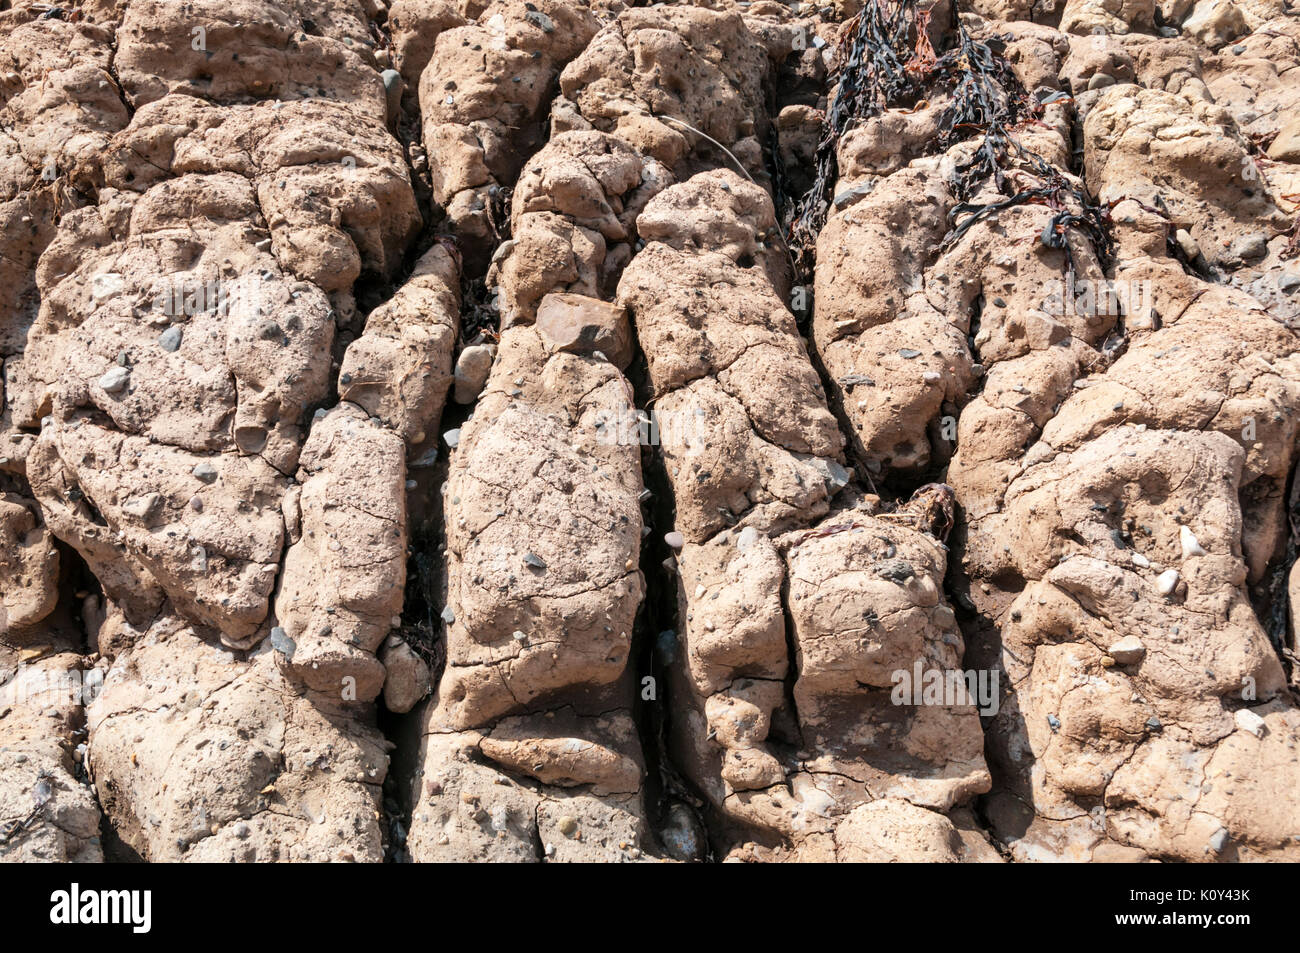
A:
1234 708 1266 737
1108 636 1146 665
158 326 183 352
1156 569 1180 596
98 367 131 393
1179 525 1206 559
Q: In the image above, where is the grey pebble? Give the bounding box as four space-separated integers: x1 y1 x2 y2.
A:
159 326 183 352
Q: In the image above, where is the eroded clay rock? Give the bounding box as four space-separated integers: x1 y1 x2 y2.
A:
408 317 655 862
621 170 845 543
419 0 599 270
833 799 994 862
0 492 60 633
974 426 1297 860
115 0 385 112
554 5 771 178
408 728 655 862
0 13 129 188
380 635 432 715
387 0 469 99
0 11 133 472
429 323 644 730
102 95 421 292
86 619 387 861
1060 0 1155 35
0 649 102 863
338 243 462 444
273 403 407 702
665 490 991 860
815 162 972 476
1084 86 1289 276
490 130 670 326
1202 18 1300 140
17 86 420 652
28 419 288 645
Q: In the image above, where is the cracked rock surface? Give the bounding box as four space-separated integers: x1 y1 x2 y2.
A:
4 0 1300 864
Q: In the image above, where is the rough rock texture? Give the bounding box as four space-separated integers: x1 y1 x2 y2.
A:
5 0 1300 865
86 619 387 861
113 0 388 111
407 320 655 862
798 1 1300 864
945 7 1299 863
419 0 599 271
664 491 995 861
621 170 845 543
553 5 773 180
17 87 419 648
273 403 407 702
489 130 670 326
0 492 60 632
2 0 413 864
618 172 993 860
338 242 462 448
0 648 102 862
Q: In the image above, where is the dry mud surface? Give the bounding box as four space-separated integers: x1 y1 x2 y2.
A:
2 0 1300 863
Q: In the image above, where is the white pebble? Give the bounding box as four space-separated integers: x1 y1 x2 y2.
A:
1156 569 1180 597
1107 635 1145 665
98 367 130 393
1180 525 1206 559
1234 708 1266 738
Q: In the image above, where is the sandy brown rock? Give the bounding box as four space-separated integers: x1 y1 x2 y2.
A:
114 0 386 112
86 619 387 861
665 491 991 860
101 95 421 293
28 419 289 644
338 242 462 445
621 170 845 543
380 635 432 714
974 426 1298 860
16 86 419 653
1202 18 1300 140
273 403 407 702
419 0 599 271
0 492 60 634
490 130 670 326
429 324 644 730
554 5 772 179
407 727 655 862
408 318 654 861
0 10 132 471
834 798 998 862
0 649 102 863
1060 0 1155 35
387 0 470 100
815 161 972 476
1084 86 1289 277
4 0 1300 868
